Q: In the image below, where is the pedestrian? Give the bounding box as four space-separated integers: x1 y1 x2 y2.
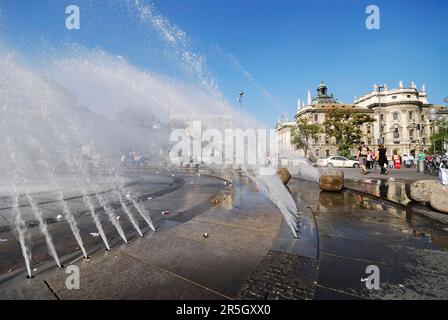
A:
370 150 377 171
367 152 372 169
357 141 370 175
378 144 388 175
417 150 426 163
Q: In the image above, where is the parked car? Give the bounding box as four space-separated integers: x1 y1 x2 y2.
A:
317 156 360 168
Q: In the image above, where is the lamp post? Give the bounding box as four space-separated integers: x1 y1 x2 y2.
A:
376 84 385 147
238 91 244 112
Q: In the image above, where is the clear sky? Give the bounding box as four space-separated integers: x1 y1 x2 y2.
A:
0 0 447 126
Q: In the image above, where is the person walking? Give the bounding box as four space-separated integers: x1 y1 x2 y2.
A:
357 141 370 175
367 152 372 170
371 150 377 171
378 144 388 175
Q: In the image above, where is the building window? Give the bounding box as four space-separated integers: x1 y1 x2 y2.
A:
407 95 411 98
315 149 320 157
410 129 414 140
314 137 319 144
409 112 413 121
368 138 372 145
380 114 384 121
421 115 425 122
325 150 330 157
381 125 385 133
393 112 399 121
392 96 397 99
367 126 371 134
393 129 400 139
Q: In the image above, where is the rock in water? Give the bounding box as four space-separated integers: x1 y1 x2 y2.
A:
429 183 448 214
405 180 440 203
276 168 292 185
319 169 344 192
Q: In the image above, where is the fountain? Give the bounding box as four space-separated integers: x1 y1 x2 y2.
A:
0 0 319 281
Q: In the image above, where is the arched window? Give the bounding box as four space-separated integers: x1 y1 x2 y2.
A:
393 112 399 121
393 128 400 139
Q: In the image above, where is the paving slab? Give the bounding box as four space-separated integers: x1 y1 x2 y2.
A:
123 232 263 298
166 218 277 257
0 278 56 300
45 253 225 300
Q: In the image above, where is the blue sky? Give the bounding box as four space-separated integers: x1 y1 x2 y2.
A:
0 0 447 126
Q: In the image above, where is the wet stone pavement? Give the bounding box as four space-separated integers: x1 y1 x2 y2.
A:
1 169 448 299
0 170 231 284
0 171 284 299
287 181 448 299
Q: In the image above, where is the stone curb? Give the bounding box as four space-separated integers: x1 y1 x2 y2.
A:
344 184 448 225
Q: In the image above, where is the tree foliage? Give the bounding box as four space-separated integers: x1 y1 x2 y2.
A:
322 110 375 157
430 119 448 154
291 117 320 158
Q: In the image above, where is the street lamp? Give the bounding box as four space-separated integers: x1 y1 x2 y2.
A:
238 91 244 112
376 84 385 146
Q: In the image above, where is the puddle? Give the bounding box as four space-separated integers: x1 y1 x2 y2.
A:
345 179 411 205
290 181 448 251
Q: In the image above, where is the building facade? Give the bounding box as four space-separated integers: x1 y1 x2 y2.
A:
275 120 297 153
280 81 447 158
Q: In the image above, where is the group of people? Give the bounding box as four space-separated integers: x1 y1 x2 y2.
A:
356 142 447 176
356 141 389 175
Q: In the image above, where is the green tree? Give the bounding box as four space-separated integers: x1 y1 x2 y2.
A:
291 118 320 158
430 119 448 154
322 110 375 158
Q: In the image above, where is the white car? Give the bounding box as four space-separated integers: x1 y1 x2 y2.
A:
317 156 360 168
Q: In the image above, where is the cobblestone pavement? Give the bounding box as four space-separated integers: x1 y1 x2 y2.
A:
237 251 317 300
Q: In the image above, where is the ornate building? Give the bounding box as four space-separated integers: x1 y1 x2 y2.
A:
279 81 447 158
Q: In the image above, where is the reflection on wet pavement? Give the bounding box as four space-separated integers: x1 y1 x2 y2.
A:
289 181 448 299
345 179 410 205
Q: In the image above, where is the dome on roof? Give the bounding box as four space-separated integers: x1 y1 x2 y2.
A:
312 81 341 106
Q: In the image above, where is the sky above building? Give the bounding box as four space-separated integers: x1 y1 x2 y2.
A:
0 0 447 126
